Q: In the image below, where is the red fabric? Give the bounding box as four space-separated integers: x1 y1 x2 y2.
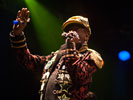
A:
13 47 97 100
64 54 97 100
14 47 53 71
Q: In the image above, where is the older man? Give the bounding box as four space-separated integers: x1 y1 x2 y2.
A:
10 8 104 100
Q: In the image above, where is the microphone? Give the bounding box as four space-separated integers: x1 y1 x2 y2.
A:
61 31 80 50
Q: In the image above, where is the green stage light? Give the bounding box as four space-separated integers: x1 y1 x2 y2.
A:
25 0 63 54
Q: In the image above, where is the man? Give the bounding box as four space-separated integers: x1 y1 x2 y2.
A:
10 8 104 100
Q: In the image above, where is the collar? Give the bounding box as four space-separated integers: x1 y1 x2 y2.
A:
79 45 88 53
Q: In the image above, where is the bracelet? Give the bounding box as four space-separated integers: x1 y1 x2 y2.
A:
10 31 27 48
11 43 27 48
10 37 26 43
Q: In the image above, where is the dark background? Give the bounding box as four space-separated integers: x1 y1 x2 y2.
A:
0 0 133 100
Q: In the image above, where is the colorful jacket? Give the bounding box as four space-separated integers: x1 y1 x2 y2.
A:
10 32 104 100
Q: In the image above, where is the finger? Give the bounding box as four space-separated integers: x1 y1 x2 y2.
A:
16 18 22 22
23 8 28 18
61 32 67 37
13 24 17 30
13 23 20 31
13 18 20 27
16 24 20 29
66 32 71 37
25 11 30 20
17 10 21 18
17 18 24 27
21 8 25 18
72 31 79 39
70 38 74 42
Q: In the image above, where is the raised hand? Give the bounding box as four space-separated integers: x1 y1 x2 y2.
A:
13 8 30 35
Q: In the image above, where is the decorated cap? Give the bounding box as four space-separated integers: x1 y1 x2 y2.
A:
62 16 91 35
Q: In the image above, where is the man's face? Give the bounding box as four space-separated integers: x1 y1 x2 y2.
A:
64 24 90 44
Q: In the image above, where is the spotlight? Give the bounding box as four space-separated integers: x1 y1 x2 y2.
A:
118 50 131 61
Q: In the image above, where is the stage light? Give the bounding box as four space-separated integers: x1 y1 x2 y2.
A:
118 50 131 61
24 0 63 54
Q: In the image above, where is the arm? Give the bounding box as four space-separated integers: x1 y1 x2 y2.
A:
10 8 53 70
10 32 53 70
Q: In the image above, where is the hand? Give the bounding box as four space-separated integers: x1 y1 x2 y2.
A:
13 8 30 36
64 31 80 43
62 31 80 49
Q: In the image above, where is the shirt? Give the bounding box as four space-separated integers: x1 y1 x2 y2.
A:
10 32 103 100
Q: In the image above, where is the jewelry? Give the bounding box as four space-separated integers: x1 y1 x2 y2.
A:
13 20 19 25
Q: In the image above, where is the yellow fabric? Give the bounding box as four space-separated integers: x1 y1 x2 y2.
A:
87 48 104 69
62 16 91 35
10 38 26 43
11 43 27 48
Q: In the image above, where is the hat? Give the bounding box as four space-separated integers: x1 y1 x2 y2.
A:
62 16 91 35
